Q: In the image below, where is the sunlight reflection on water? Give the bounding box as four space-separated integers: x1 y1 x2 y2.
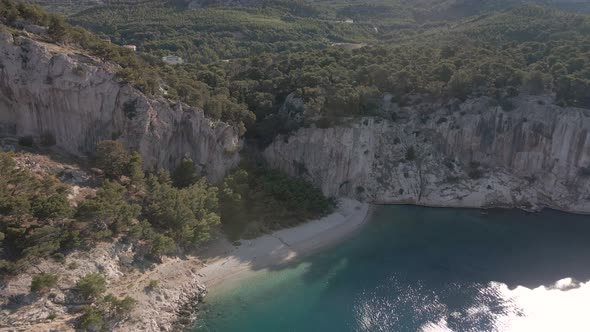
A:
418 278 589 332
194 206 590 332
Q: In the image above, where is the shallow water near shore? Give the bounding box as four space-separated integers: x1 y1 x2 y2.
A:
191 205 590 332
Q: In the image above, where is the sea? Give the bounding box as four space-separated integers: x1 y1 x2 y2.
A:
192 205 590 332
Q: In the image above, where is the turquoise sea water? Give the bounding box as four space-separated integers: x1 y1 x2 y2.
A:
192 206 590 332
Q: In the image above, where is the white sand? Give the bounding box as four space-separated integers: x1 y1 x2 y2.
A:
197 198 371 288
0 199 370 331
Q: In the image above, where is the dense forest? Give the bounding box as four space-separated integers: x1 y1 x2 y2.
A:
3 0 590 268
5 0 590 143
65 0 590 143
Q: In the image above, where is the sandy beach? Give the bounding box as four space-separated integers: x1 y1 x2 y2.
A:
196 198 372 288
0 199 370 332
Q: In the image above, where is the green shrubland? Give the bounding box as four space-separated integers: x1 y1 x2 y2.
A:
0 140 334 274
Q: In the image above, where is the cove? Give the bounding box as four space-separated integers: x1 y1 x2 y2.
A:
192 205 590 331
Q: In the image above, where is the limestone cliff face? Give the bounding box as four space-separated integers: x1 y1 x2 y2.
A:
264 96 590 213
0 32 239 181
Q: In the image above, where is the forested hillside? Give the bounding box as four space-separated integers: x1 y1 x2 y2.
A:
56 0 590 144
3 0 590 258
6 0 590 144
0 0 334 276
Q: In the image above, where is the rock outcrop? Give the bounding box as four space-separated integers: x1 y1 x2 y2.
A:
0 32 239 181
0 239 208 332
264 95 590 213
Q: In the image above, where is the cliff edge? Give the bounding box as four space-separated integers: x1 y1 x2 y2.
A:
0 32 239 181
264 95 590 213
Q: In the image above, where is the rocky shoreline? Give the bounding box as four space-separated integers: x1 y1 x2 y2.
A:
170 284 207 331
1 199 370 331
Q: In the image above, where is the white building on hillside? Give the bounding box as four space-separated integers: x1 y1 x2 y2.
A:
162 55 184 65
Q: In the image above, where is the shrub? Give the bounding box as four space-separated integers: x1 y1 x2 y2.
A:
52 252 65 263
499 99 515 112
579 166 590 177
47 15 68 43
31 194 72 219
47 312 57 320
468 168 483 179
77 273 106 300
146 279 159 291
103 294 136 315
39 131 57 147
30 273 58 293
446 176 461 183
405 147 416 161
18 135 34 147
78 307 104 331
73 66 85 76
122 100 138 119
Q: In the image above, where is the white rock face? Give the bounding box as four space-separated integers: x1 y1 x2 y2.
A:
264 96 590 213
0 33 239 181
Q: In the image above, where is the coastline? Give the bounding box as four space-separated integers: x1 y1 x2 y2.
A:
0 199 371 332
195 198 373 290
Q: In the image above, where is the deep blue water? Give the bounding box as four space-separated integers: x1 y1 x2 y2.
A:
192 206 590 332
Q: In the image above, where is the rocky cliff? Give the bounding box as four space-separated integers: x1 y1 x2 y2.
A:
264 95 590 213
0 32 239 181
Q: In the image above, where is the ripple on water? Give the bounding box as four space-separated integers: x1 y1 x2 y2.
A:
193 206 590 332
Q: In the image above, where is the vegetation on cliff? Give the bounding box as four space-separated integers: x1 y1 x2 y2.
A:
220 166 335 239
0 141 334 275
3 0 590 145
60 1 590 145
0 0 255 132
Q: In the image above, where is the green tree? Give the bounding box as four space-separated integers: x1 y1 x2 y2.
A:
95 140 130 178
0 152 40 216
77 180 141 238
146 178 219 247
523 71 547 95
149 233 175 258
127 152 145 190
30 273 58 293
448 69 475 100
31 194 71 219
171 158 199 188
405 146 416 161
77 273 106 300
103 294 136 316
78 307 104 331
47 15 67 43
433 62 455 82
